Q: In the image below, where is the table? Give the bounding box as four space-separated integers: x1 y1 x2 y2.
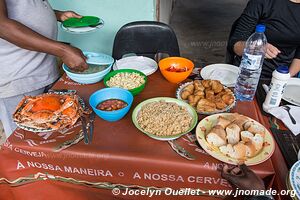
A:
0 71 288 200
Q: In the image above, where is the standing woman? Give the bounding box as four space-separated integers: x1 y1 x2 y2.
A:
0 0 88 137
228 0 300 78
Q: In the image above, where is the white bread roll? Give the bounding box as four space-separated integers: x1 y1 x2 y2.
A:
206 125 226 147
247 124 265 138
241 131 254 142
252 134 264 152
244 142 257 157
244 121 254 130
230 142 247 159
226 113 240 122
226 123 241 145
232 117 249 130
216 116 232 129
219 144 234 156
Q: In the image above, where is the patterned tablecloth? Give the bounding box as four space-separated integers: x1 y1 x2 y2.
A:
0 72 280 200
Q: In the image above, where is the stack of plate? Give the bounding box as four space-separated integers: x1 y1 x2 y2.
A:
113 56 158 76
286 160 300 200
61 16 104 34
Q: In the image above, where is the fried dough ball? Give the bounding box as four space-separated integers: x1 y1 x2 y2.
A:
181 84 194 100
181 80 234 112
215 90 226 98
185 84 194 92
181 90 191 100
205 90 215 100
211 80 224 93
188 95 195 102
197 99 216 112
188 95 202 107
224 88 232 93
222 94 235 105
215 98 227 110
194 80 202 86
194 90 205 97
201 80 211 88
194 80 205 91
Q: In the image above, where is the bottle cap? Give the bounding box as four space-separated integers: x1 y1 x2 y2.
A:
276 66 289 74
256 24 266 33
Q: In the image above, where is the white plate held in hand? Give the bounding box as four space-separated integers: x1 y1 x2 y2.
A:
61 19 104 34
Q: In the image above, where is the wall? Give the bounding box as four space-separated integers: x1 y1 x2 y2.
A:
48 0 156 55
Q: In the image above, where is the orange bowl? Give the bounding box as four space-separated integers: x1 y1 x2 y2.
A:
159 57 194 84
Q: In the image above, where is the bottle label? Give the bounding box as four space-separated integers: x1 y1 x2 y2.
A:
265 80 286 107
242 53 262 70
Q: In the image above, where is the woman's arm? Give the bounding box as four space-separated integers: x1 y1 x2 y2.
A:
229 0 266 56
290 59 300 77
290 47 300 77
0 0 87 71
233 41 246 56
228 0 284 59
230 0 281 59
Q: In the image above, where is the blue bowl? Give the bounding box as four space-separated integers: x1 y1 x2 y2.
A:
63 63 112 84
89 88 134 122
63 52 114 84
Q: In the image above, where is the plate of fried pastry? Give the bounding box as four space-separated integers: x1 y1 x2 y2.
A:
196 113 275 166
176 80 235 115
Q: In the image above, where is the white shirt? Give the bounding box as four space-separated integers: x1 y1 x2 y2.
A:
0 0 60 98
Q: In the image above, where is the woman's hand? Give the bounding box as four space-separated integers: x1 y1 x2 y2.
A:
220 164 265 191
234 42 281 59
59 44 88 72
265 43 281 59
55 10 82 22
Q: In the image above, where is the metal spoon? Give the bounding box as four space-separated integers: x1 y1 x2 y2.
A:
282 105 296 125
168 140 196 160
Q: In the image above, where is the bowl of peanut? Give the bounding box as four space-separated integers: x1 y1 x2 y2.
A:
103 69 147 96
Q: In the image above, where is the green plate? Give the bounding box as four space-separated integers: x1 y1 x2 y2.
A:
103 69 147 96
132 97 198 141
63 16 100 28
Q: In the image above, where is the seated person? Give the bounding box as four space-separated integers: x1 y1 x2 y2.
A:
227 0 300 78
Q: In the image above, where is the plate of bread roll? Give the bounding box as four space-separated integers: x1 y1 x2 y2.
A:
176 80 235 115
196 113 275 166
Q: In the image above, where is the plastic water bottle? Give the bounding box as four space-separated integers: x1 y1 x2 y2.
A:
263 66 290 112
234 24 267 101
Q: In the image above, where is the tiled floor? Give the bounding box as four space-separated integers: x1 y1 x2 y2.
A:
0 120 5 145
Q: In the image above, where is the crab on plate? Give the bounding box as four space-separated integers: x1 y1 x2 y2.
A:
13 93 85 131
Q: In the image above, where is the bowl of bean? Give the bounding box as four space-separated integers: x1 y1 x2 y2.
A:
103 69 147 96
89 88 134 122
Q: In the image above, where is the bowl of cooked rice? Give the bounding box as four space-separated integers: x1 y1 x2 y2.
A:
132 97 198 141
